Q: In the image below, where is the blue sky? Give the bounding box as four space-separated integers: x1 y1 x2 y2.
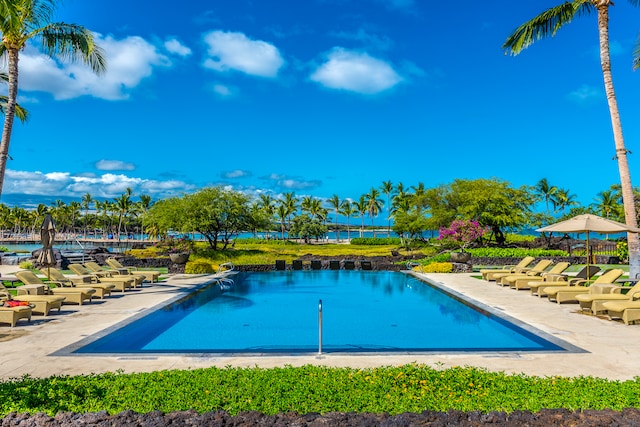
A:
2 0 640 210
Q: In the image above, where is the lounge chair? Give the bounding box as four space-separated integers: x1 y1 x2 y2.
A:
0 302 31 327
105 257 160 283
41 268 115 299
576 281 640 314
84 261 144 287
544 269 625 304
292 260 303 270
506 262 570 289
310 260 322 270
275 260 286 271
495 260 554 287
360 260 372 270
0 286 64 316
329 260 340 270
480 256 535 281
529 266 601 297
14 271 96 306
67 264 133 292
603 300 640 325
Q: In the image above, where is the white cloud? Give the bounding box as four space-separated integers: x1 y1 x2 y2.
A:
567 84 602 104
164 38 192 57
18 34 171 100
96 160 135 171
262 173 321 191
222 169 250 179
4 169 194 199
210 83 235 97
202 30 285 78
310 48 403 94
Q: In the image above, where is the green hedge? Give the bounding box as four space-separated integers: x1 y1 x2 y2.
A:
2 365 640 416
350 237 402 245
467 248 568 258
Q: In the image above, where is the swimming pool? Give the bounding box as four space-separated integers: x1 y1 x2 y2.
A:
72 270 573 355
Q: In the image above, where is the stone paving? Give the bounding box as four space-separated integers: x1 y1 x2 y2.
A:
1 267 639 381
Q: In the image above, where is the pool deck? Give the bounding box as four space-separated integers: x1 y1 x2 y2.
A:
1 267 639 381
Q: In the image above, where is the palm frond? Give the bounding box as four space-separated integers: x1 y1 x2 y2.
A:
37 23 106 75
633 34 640 71
503 1 594 55
0 97 28 122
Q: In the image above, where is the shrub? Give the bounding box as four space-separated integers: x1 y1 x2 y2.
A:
438 220 488 251
184 260 216 274
350 237 402 245
419 262 453 273
18 260 33 269
467 248 568 258
617 241 629 263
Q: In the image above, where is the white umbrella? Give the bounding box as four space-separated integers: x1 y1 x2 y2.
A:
537 214 640 275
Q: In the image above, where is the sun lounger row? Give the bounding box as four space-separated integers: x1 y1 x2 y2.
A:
483 256 640 325
0 260 164 327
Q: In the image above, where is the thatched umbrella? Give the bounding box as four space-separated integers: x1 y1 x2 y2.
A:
37 214 56 278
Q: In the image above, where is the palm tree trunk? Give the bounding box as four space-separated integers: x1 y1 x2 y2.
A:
597 5 640 278
0 48 19 198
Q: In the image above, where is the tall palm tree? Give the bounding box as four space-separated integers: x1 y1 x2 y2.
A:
339 199 356 241
535 178 557 217
553 188 579 216
380 180 394 237
327 194 341 242
365 188 383 238
0 0 106 197
355 195 368 238
503 0 640 277
81 193 92 239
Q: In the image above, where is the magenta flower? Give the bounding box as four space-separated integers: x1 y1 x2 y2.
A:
437 220 487 251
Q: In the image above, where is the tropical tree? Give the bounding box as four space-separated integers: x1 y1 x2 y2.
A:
503 0 640 277
365 188 383 238
327 194 341 242
535 178 557 217
81 193 92 238
552 188 579 216
339 199 356 241
593 187 623 221
380 180 394 236
0 0 106 197
147 187 252 250
354 196 368 238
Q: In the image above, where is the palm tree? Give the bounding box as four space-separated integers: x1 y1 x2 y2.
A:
81 193 92 239
327 194 341 242
0 0 106 197
535 178 557 217
365 188 383 238
339 199 356 241
553 188 579 216
0 73 27 122
276 204 288 240
354 196 368 238
503 0 640 277
380 180 394 237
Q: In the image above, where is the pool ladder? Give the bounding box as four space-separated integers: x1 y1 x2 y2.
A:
215 277 235 291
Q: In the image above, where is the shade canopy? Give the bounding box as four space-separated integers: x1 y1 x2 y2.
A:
536 214 640 234
37 214 56 267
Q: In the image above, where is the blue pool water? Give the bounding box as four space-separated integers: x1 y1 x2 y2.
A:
74 271 567 354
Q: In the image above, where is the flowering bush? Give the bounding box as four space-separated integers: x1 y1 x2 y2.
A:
437 220 487 252
155 236 194 255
